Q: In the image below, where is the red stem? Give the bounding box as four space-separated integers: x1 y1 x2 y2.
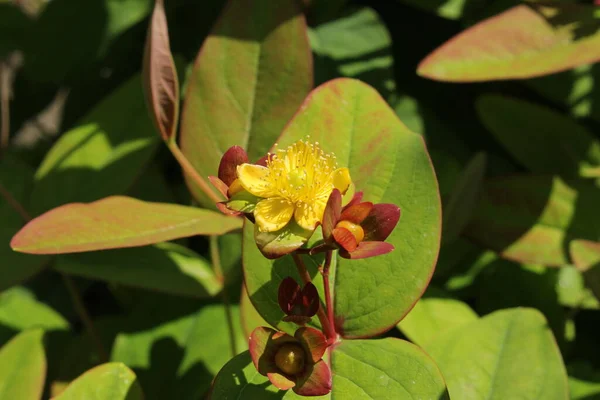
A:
291 252 336 343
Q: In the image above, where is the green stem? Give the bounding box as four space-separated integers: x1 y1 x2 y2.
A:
291 252 336 343
62 273 109 363
210 235 238 357
0 61 9 154
167 141 223 204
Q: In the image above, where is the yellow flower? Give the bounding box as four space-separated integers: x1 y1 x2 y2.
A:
237 139 351 232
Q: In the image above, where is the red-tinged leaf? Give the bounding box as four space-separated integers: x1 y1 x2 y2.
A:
179 0 312 206
249 326 276 372
295 327 328 363
267 372 295 391
294 359 332 396
333 227 358 252
418 4 600 82
218 146 249 186
340 202 373 224
322 189 342 240
341 241 395 259
253 220 314 259
11 196 242 255
344 191 364 209
208 176 229 199
362 203 401 242
278 277 301 315
143 0 178 141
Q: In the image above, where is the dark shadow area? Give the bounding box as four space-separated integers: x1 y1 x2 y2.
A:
567 361 600 400
532 2 600 42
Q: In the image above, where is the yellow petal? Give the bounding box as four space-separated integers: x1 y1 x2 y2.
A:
254 198 294 232
332 167 351 195
294 200 326 231
237 164 276 198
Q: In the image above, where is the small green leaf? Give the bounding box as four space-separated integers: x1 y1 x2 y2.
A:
11 196 242 254
442 152 486 244
111 300 246 399
30 74 159 215
211 339 449 399
427 308 569 400
556 266 599 309
0 329 46 400
53 362 143 400
179 0 312 206
0 156 48 289
570 240 600 302
466 176 600 266
0 287 69 346
418 4 600 82
397 288 478 347
394 0 484 20
476 95 600 178
568 362 600 400
54 242 222 298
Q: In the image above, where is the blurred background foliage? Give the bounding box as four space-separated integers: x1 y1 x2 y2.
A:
1 0 600 398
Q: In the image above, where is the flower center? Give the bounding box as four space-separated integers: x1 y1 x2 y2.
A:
266 140 337 204
274 343 306 375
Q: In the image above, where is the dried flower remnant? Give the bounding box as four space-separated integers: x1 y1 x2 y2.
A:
236 139 352 233
278 277 319 325
249 326 332 396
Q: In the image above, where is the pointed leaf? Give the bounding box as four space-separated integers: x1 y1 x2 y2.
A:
0 329 46 400
30 74 159 215
143 0 179 141
294 360 331 397
426 308 569 400
442 152 486 244
54 242 222 298
180 0 312 206
243 79 441 338
466 176 600 266
11 196 242 254
477 95 600 178
52 362 143 400
418 4 600 82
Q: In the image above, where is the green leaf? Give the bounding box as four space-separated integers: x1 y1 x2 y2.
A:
0 329 46 400
30 74 159 215
570 240 600 302
143 0 179 142
243 79 441 338
465 176 600 266
11 196 242 254
556 266 599 309
568 362 600 400
0 287 69 346
476 95 600 178
54 242 222 298
240 283 271 338
0 156 48 290
394 0 484 20
53 362 143 400
418 4 600 82
179 0 312 206
427 308 568 400
442 152 486 244
211 338 449 399
397 288 478 347
111 300 246 399
309 7 395 99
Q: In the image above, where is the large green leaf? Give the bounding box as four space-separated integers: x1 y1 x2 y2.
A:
465 176 600 266
11 196 242 254
179 0 312 206
418 4 600 82
211 338 448 399
54 242 222 298
243 79 441 338
309 7 395 100
0 329 46 400
397 288 478 347
476 95 600 178
0 156 48 289
30 74 159 215
427 308 568 400
53 362 143 400
0 287 69 346
111 299 246 400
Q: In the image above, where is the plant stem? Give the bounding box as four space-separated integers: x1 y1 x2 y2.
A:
0 61 9 154
167 141 223 204
210 235 238 358
61 273 109 363
0 180 30 222
291 252 336 342
322 250 336 341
